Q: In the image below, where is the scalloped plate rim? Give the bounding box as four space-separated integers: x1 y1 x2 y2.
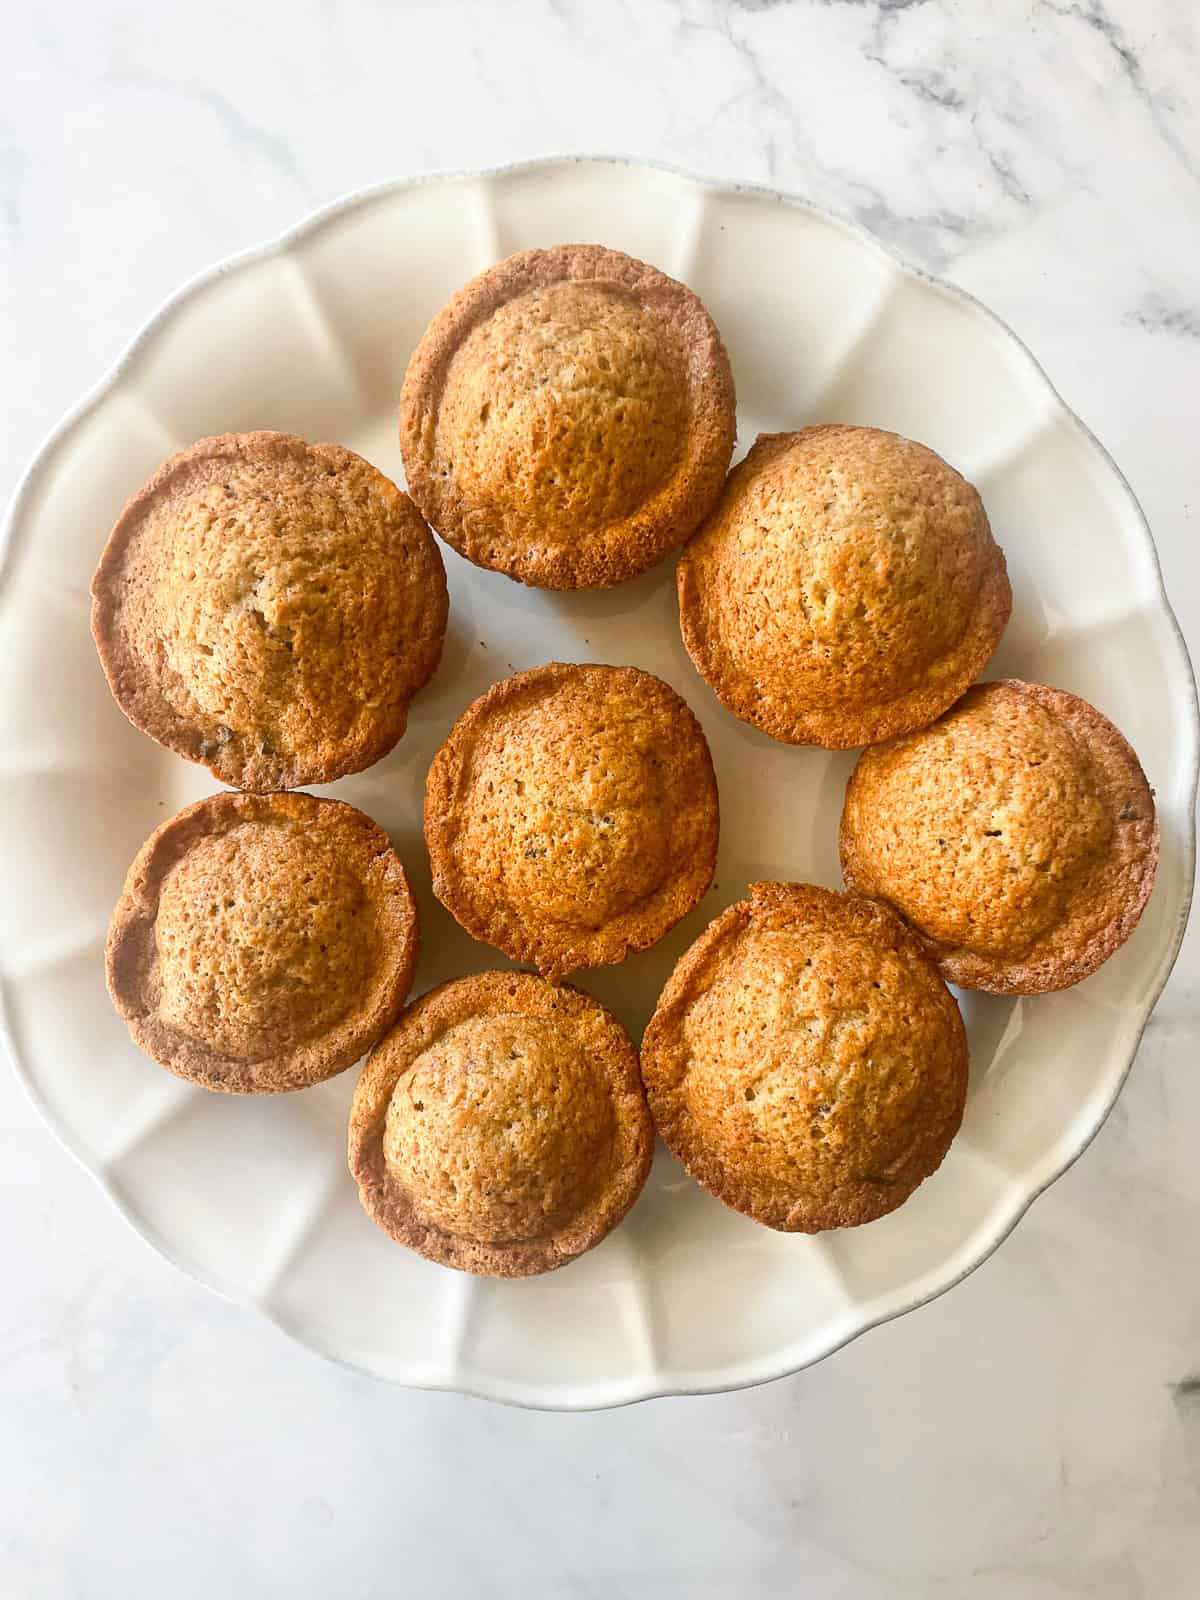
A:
1 155 1196 1411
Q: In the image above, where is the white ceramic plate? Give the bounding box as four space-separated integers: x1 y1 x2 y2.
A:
2 159 1196 1410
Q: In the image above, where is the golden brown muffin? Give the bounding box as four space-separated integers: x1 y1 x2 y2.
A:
641 882 968 1232
106 791 419 1093
839 679 1159 994
348 971 653 1276
399 244 736 589
92 431 448 791
677 426 1011 747
424 663 719 981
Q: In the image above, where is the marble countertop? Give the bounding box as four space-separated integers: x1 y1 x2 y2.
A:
3 1 1197 1594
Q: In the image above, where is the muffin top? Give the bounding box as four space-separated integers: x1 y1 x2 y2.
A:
839 680 1159 993
399 245 736 589
348 971 653 1276
106 791 419 1093
424 663 719 980
677 426 1011 747
641 882 968 1232
92 431 448 790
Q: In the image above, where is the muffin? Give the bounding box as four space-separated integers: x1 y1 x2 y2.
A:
399 244 736 589
106 791 419 1093
424 663 719 981
677 425 1011 747
641 882 968 1232
92 431 448 791
348 971 653 1276
840 679 1159 993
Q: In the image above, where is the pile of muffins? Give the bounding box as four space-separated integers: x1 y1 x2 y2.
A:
92 243 1159 1278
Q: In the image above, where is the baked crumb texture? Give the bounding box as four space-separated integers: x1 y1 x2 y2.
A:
840 679 1159 993
400 244 736 589
92 430 448 791
641 881 969 1232
424 662 720 981
348 971 653 1276
106 791 419 1093
678 426 1011 747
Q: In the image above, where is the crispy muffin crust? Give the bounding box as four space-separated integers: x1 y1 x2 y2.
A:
677 426 1011 747
641 882 968 1232
348 971 653 1276
92 431 448 791
106 791 419 1093
399 245 736 589
839 680 1159 994
424 663 719 981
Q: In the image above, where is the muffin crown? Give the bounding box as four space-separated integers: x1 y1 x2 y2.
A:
383 1013 617 1244
106 791 419 1093
400 245 736 589
642 881 968 1232
437 279 689 538
678 425 1011 747
155 820 373 1058
840 680 1160 992
92 431 448 790
424 662 719 980
349 972 653 1277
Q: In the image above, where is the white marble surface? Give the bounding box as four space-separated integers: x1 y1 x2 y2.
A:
2 0 1198 1594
